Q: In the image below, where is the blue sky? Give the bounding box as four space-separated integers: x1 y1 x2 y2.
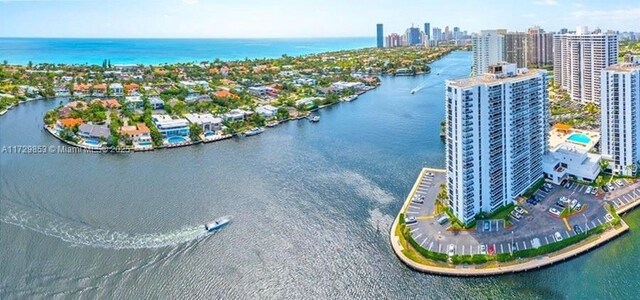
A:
1 0 639 38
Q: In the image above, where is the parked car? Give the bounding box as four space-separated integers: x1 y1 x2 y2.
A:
575 203 583 211
448 244 455 257
405 216 417 224
591 188 597 195
479 244 487 255
602 185 609 193
574 225 584 234
607 183 615 191
570 199 578 210
549 207 561 216
556 201 566 208
555 232 563 242
514 206 525 214
616 179 624 187
412 196 424 204
585 186 592 194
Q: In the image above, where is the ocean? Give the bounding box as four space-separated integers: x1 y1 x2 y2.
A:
0 50 639 299
0 37 375 65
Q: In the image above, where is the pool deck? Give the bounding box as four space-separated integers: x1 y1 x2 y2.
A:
389 167 632 277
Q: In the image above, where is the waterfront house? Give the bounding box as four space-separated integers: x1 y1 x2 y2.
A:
54 85 71 97
55 118 83 132
330 81 365 92
57 106 74 119
152 114 190 137
119 123 151 144
255 105 278 118
78 123 111 140
185 113 223 133
125 96 144 109
92 84 107 97
224 109 249 121
73 83 91 97
109 83 124 96
294 78 317 86
149 96 164 110
295 97 320 110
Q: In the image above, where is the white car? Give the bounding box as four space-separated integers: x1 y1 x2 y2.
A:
405 216 417 224
585 186 592 194
616 179 624 187
448 244 456 257
479 244 487 255
514 206 525 214
570 199 578 210
555 232 563 242
549 207 561 216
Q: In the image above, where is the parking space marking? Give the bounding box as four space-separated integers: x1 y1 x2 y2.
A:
462 245 465 255
410 227 420 234
522 241 527 250
406 211 420 215
438 244 442 253
414 233 423 240
597 218 603 226
409 204 421 209
545 236 549 244
591 221 596 227
420 237 428 246
428 242 434 251
500 244 504 254
565 231 570 238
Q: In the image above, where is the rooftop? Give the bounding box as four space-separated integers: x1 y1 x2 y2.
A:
447 63 545 88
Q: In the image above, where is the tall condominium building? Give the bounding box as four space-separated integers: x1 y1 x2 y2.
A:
432 27 442 42
504 32 528 68
406 26 421 45
527 26 554 68
445 63 548 223
385 33 401 48
600 56 640 175
472 30 505 75
453 27 461 40
553 26 619 104
376 24 384 48
424 23 431 41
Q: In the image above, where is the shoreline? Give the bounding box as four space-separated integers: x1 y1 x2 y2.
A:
389 167 634 277
42 85 378 153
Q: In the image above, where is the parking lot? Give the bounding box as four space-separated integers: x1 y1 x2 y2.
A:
404 172 622 257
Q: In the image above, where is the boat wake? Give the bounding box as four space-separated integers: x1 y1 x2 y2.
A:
0 201 214 250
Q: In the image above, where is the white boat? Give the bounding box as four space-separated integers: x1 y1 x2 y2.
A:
266 121 279 127
308 115 320 122
244 127 265 136
205 216 231 232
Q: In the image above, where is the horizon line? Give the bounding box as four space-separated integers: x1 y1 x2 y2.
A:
0 36 376 40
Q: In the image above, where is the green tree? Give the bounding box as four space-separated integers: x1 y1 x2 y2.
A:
189 123 202 141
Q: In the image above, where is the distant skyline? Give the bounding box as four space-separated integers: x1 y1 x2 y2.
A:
1 0 639 38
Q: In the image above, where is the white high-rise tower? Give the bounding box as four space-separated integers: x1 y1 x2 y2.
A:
601 56 640 175
553 26 618 104
472 30 505 76
445 63 548 223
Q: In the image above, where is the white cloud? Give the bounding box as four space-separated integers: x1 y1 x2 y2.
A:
568 8 640 20
533 0 558 5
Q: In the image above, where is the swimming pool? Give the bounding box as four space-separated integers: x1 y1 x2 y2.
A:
167 136 187 144
83 139 101 147
567 133 591 145
204 131 215 137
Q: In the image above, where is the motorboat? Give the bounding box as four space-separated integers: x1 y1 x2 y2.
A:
308 115 320 122
244 127 265 136
205 216 231 232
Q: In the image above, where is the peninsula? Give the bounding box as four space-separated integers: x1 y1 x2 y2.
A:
0 46 457 151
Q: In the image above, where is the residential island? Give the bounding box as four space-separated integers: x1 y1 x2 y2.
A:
0 46 457 151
